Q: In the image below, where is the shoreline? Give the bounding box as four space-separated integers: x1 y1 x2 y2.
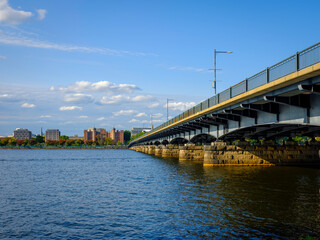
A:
0 146 129 150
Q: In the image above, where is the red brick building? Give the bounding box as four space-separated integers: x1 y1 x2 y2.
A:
84 127 124 144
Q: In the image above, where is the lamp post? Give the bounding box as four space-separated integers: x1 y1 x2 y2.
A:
150 114 156 129
212 49 232 95
166 98 174 121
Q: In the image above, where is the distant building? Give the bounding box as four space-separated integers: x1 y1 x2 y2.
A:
69 135 83 141
131 127 151 136
45 129 60 141
110 128 124 144
84 127 124 144
84 128 97 142
13 128 32 140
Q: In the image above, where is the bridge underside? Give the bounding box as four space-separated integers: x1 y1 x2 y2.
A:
130 75 320 147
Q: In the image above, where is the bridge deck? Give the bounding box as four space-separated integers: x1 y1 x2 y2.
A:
131 42 320 146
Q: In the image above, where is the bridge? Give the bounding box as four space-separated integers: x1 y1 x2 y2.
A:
130 42 320 150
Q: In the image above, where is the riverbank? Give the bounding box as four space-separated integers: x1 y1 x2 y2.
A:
0 146 128 149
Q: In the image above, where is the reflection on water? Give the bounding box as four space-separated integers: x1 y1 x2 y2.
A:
0 149 319 239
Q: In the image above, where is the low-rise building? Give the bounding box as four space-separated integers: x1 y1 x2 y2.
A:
13 128 32 140
131 127 151 136
45 129 60 141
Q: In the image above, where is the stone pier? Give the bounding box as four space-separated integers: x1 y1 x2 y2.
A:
203 141 320 166
148 146 155 155
162 144 179 158
179 144 204 161
155 145 163 157
131 140 320 166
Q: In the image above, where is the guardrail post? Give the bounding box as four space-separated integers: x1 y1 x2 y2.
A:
296 52 300 71
245 78 248 91
230 87 232 99
266 67 270 83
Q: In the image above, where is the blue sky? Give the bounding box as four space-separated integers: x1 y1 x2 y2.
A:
1 0 320 136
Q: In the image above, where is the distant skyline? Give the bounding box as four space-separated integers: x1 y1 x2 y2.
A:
1 0 320 136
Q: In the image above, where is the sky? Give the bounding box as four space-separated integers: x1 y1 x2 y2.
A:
1 0 320 137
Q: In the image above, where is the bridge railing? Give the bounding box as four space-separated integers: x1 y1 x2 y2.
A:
132 42 320 144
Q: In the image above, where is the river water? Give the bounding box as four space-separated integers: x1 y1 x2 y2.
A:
0 149 320 239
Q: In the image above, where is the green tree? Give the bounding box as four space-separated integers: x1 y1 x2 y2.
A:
16 139 24 146
96 134 102 144
124 130 131 144
58 139 66 146
65 139 75 146
104 137 114 145
23 139 29 146
86 140 93 146
75 139 84 146
46 140 58 146
0 137 10 146
36 135 45 143
117 140 122 145
130 132 144 141
60 135 69 140
28 139 36 146
8 138 17 146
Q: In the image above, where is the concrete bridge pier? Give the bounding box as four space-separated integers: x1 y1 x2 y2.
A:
162 144 179 158
179 144 204 161
148 145 155 155
155 145 163 157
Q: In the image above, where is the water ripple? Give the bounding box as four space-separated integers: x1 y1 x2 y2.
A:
0 149 320 239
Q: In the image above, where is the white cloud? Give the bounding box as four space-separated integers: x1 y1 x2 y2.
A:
78 115 88 119
0 93 19 102
59 106 82 111
36 9 46 20
132 95 155 102
168 66 205 72
152 113 163 118
21 103 35 108
49 86 55 91
64 93 94 104
58 81 140 94
40 115 51 118
165 101 196 111
135 112 147 117
148 102 159 108
0 0 33 24
129 119 139 123
100 95 130 105
0 33 155 56
113 109 137 116
91 81 139 93
97 117 106 121
0 55 6 59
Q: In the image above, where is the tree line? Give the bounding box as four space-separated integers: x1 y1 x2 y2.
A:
0 130 135 147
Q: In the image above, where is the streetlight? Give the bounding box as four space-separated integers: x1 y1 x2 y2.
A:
150 114 156 129
212 49 232 95
166 98 174 121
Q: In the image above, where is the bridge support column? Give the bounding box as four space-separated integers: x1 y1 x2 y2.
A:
179 144 204 161
148 146 155 155
203 140 320 166
162 144 179 158
155 145 163 157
